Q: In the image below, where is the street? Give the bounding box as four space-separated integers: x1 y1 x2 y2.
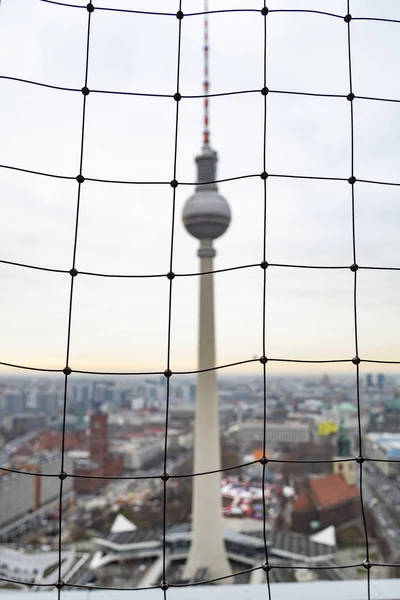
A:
363 463 400 554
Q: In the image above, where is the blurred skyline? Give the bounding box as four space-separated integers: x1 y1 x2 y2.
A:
0 0 400 374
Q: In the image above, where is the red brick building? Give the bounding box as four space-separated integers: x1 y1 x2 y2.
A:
291 473 360 534
74 411 123 494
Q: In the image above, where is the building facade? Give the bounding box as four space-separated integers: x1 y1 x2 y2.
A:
0 453 73 529
235 421 312 446
363 432 400 478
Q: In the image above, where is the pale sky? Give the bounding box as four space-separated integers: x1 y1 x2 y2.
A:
0 0 400 375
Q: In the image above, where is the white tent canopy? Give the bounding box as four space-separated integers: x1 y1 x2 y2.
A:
110 513 137 533
309 525 336 547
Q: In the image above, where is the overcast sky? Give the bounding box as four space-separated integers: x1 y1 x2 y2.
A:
0 0 400 376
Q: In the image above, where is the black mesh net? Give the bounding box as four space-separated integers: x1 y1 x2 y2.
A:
1 1 400 599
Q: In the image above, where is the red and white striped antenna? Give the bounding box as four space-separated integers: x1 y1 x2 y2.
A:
203 0 210 148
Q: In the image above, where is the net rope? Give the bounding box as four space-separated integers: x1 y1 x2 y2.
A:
0 0 399 595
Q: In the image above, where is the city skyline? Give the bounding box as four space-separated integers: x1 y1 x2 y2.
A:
1 0 400 373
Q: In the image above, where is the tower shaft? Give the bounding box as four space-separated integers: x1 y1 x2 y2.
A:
183 238 232 582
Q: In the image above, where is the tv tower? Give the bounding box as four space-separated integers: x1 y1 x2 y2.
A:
182 0 232 582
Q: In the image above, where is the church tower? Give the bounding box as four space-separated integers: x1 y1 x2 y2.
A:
333 414 356 486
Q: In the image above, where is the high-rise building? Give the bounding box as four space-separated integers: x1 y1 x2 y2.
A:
188 383 196 405
181 5 232 582
377 373 385 390
0 388 27 418
36 391 59 420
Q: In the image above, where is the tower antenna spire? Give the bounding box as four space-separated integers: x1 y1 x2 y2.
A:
203 0 210 148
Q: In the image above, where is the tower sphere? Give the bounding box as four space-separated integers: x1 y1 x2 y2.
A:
182 147 231 241
183 189 231 240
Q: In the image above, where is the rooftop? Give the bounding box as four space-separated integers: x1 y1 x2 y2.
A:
245 528 336 560
13 431 83 457
385 396 400 412
240 421 310 430
293 474 359 512
96 523 334 562
367 432 400 442
366 432 400 457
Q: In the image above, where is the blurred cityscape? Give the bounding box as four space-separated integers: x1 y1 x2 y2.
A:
1 372 400 588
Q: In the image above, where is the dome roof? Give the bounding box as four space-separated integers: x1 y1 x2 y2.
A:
182 189 231 240
386 396 400 412
338 402 357 413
